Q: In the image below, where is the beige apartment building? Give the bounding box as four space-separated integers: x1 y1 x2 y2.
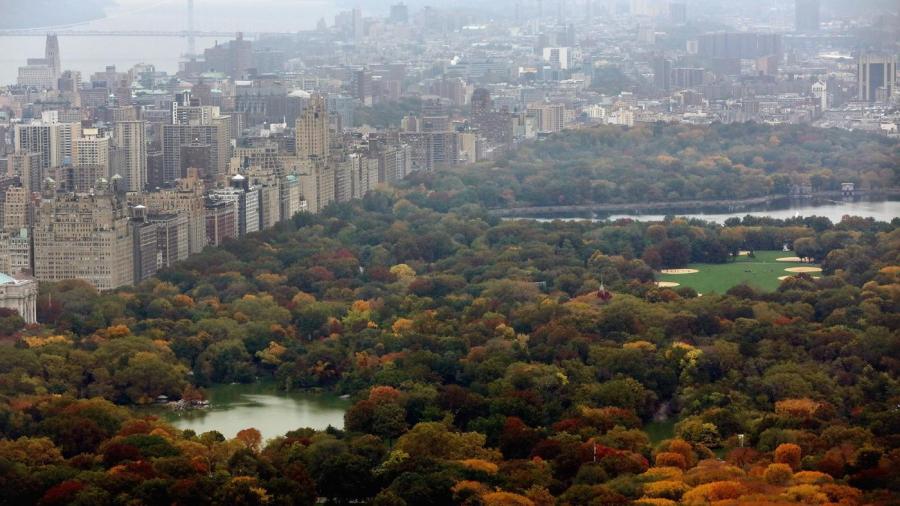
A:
33 193 134 290
126 177 208 255
295 93 330 162
297 158 335 214
75 129 111 176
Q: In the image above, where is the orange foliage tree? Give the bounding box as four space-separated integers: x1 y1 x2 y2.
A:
774 443 801 471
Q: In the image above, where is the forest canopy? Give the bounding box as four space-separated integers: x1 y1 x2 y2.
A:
0 122 898 505
416 123 899 209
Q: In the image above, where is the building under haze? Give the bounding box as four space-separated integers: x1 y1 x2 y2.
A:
857 54 897 103
16 35 61 90
795 0 820 32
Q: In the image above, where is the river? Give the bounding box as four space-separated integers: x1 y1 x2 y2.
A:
508 197 900 225
158 382 349 440
0 0 341 84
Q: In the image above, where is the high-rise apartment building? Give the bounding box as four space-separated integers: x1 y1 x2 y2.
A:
6 152 43 193
14 120 82 170
129 210 159 284
672 67 705 88
210 178 260 236
297 159 335 214
113 121 147 192
150 213 190 268
205 199 238 246
857 54 897 102
162 93 231 183
2 187 31 232
795 0 820 32
390 3 409 23
75 129 111 176
127 177 208 255
161 123 229 182
33 193 134 290
376 144 412 184
295 94 330 162
527 102 566 133
697 33 783 61
653 57 673 91
669 2 687 24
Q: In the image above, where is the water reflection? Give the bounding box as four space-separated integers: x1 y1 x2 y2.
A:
161 383 349 440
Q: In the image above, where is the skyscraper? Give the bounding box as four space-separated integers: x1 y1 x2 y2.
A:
162 119 230 183
857 54 897 102
16 34 61 89
795 0 820 32
352 8 364 41
653 57 673 91
389 3 409 23
45 34 61 79
295 94 330 162
669 3 687 24
6 153 43 194
113 121 147 192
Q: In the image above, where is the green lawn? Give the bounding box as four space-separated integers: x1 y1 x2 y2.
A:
657 250 818 293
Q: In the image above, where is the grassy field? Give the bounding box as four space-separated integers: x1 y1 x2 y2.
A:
657 250 817 293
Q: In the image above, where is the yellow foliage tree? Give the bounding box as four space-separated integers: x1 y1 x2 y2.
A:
634 498 677 506
764 463 794 485
641 466 684 482
775 399 821 419
481 491 535 506
392 318 414 335
643 480 689 500
681 480 746 504
781 484 828 504
792 471 833 485
458 458 499 474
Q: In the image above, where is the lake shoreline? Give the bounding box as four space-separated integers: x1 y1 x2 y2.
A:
488 189 900 218
148 382 350 440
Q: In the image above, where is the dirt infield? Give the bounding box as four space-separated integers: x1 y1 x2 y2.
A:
655 281 681 288
776 257 803 262
784 266 823 273
659 269 699 274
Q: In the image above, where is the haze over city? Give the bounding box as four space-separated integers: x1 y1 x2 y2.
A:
0 0 897 504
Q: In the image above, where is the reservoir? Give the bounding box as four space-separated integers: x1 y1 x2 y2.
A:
508 197 900 225
160 382 349 440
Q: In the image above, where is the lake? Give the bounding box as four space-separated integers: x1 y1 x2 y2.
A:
509 197 900 225
159 382 349 440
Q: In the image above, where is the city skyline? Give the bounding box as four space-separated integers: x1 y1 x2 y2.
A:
0 2 897 505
